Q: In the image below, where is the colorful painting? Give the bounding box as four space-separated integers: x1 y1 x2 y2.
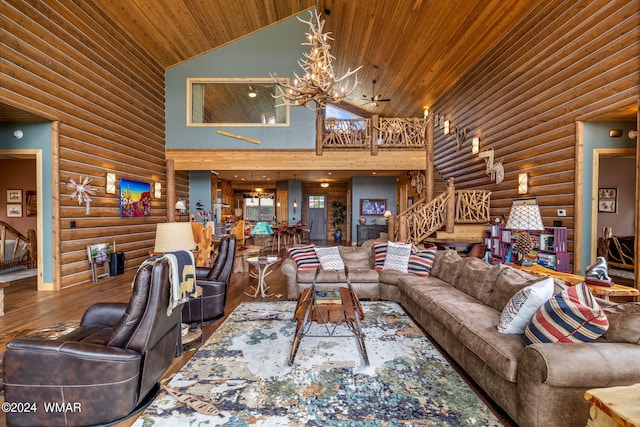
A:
120 179 151 217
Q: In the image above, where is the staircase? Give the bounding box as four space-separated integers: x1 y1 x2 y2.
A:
396 178 491 245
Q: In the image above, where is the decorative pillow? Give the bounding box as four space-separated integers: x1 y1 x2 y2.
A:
525 283 609 344
287 245 320 269
407 246 437 277
382 242 412 273
497 277 554 334
338 246 371 269
435 250 464 284
373 241 388 270
314 246 345 270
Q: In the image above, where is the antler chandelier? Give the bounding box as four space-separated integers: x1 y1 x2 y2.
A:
271 9 361 110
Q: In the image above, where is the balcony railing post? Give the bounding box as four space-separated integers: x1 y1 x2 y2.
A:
371 114 379 156
316 108 324 155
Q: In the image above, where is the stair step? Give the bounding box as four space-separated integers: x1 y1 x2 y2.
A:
435 224 488 241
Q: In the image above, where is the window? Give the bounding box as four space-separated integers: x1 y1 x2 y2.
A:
308 195 325 208
244 197 275 221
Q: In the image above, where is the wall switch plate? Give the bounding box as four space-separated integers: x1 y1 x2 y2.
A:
557 209 566 217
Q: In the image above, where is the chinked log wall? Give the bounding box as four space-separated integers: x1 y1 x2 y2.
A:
431 0 639 271
1 1 188 289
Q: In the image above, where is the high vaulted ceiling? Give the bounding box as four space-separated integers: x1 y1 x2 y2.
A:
94 0 543 118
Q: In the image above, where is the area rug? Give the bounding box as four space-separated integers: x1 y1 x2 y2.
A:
134 301 502 426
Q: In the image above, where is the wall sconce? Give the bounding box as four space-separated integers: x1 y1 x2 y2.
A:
629 130 638 139
12 129 24 139
293 200 298 214
154 182 161 199
105 173 117 194
423 108 429 119
609 129 622 137
443 120 450 135
472 137 479 155
518 173 528 194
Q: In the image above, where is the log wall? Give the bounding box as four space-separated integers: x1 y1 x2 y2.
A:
1 0 172 288
431 0 639 269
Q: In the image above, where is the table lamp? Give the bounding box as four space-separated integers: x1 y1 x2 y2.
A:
505 204 544 266
154 222 196 253
251 221 274 254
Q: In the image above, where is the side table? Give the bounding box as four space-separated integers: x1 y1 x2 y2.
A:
585 383 640 427
246 256 279 298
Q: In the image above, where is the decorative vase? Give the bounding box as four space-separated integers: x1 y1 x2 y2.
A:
334 230 342 241
359 217 366 224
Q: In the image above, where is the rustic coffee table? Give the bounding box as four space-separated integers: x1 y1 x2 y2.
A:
288 267 369 366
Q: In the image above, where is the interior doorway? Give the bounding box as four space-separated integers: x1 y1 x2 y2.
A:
591 148 636 283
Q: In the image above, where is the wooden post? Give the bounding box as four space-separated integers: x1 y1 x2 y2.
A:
446 177 455 233
387 215 395 241
316 108 324 155
635 100 639 288
371 114 379 156
167 158 176 222
426 116 434 201
398 214 408 241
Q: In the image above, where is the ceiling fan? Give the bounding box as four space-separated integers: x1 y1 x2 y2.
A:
362 80 391 107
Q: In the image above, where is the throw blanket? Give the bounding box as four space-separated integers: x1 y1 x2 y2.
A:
140 250 196 315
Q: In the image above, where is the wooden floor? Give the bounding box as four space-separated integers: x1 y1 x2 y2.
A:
0 242 514 426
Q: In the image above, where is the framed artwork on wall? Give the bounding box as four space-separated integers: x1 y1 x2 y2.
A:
598 187 617 213
120 179 151 217
6 189 22 203
360 198 387 216
6 204 22 217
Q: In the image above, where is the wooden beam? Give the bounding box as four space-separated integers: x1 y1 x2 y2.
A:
166 149 427 171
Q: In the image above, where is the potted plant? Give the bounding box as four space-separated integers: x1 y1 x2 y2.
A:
332 201 347 241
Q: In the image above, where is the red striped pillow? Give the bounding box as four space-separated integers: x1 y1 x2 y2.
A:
287 245 320 269
408 247 437 277
373 241 388 270
525 283 609 344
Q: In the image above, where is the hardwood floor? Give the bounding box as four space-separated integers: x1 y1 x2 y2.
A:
0 250 292 427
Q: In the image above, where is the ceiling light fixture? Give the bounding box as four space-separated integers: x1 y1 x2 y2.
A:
321 182 329 188
271 9 361 110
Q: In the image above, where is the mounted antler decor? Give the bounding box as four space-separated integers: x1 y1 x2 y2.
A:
478 148 504 184
271 9 361 110
67 175 98 215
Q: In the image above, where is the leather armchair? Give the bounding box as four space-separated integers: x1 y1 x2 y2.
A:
3 257 184 427
182 235 237 325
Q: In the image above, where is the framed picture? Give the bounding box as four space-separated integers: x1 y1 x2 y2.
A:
598 187 617 213
360 198 387 216
120 179 151 217
6 204 22 217
6 189 22 203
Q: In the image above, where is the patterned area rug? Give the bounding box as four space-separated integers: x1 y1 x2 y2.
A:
134 301 501 426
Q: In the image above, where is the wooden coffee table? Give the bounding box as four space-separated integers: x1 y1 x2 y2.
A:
288 267 369 366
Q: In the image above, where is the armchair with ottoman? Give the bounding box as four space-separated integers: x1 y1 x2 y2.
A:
281 239 640 426
3 255 187 427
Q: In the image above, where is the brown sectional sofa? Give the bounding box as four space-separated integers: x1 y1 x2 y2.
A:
280 240 640 427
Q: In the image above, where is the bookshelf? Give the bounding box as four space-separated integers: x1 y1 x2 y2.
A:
485 225 570 272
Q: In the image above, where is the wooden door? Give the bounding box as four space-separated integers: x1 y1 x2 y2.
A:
308 195 326 241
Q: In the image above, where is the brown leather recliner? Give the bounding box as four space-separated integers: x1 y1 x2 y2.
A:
182 235 236 325
3 257 184 427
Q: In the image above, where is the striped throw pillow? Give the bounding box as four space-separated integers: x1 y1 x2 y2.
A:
287 245 320 269
408 247 437 277
525 282 609 344
373 241 388 270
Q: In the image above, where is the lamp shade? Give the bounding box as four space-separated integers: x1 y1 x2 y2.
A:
505 204 544 231
383 210 393 218
175 200 186 210
154 222 196 253
251 222 274 235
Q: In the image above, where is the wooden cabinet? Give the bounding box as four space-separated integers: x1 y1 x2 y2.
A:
357 224 388 245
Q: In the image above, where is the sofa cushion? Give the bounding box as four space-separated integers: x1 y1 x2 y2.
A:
314 246 345 270
525 283 609 344
599 302 640 344
378 269 411 286
497 277 554 334
338 246 372 269
433 250 464 284
287 245 320 269
382 242 412 273
407 247 437 277
297 268 339 284
455 258 501 303
485 265 540 311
